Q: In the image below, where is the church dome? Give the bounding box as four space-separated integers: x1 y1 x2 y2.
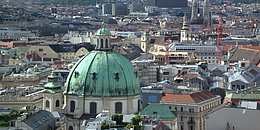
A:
64 51 140 97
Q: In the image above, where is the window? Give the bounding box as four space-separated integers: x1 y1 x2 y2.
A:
39 48 43 52
163 72 169 75
181 125 184 130
190 125 194 130
70 100 75 113
69 126 73 130
114 72 120 81
46 100 50 108
138 99 141 111
105 39 108 48
181 107 183 112
92 72 97 80
74 71 80 78
189 108 194 112
148 96 157 103
115 102 122 114
101 39 104 48
56 100 59 107
90 102 97 114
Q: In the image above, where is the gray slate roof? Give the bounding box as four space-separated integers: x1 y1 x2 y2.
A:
22 110 55 130
206 108 260 130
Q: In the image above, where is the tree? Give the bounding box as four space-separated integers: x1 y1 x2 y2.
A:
125 115 144 130
112 114 123 125
131 115 143 126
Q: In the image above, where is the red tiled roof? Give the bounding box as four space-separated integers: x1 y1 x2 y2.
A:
161 91 216 103
162 93 195 103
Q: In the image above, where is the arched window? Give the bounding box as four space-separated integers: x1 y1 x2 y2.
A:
70 100 75 113
138 99 141 111
100 39 104 48
68 126 73 130
90 102 97 114
105 39 108 48
46 100 50 108
56 100 59 107
115 102 122 114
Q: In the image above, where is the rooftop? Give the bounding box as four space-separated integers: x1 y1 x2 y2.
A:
140 103 176 120
206 108 260 130
161 91 217 103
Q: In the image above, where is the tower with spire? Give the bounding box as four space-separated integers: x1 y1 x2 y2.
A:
43 70 63 112
203 0 211 27
180 15 191 42
191 0 199 21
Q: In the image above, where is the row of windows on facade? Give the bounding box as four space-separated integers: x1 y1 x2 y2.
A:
46 100 60 108
68 100 141 114
46 100 124 114
199 100 220 112
173 100 220 113
69 101 123 114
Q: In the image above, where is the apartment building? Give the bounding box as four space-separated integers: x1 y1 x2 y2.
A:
160 91 222 130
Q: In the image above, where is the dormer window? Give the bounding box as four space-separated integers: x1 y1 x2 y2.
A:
74 71 80 78
92 72 97 80
114 72 120 81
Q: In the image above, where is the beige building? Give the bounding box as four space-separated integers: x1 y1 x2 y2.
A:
2 67 51 87
140 31 165 53
26 45 90 62
0 93 43 109
150 51 201 65
161 91 222 130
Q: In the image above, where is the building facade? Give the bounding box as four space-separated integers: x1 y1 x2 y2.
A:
161 91 222 130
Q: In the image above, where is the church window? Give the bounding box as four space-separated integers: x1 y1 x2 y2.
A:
69 126 73 130
56 100 59 107
101 39 104 48
70 100 75 113
46 100 50 108
105 39 109 48
115 102 122 114
90 102 97 114
138 99 141 111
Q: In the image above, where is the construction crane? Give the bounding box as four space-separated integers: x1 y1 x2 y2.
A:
216 15 223 65
165 39 171 65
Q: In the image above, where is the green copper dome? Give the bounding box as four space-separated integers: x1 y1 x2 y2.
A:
95 28 112 36
64 51 140 97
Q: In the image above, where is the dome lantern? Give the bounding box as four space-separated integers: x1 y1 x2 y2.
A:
44 70 62 91
95 28 112 51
